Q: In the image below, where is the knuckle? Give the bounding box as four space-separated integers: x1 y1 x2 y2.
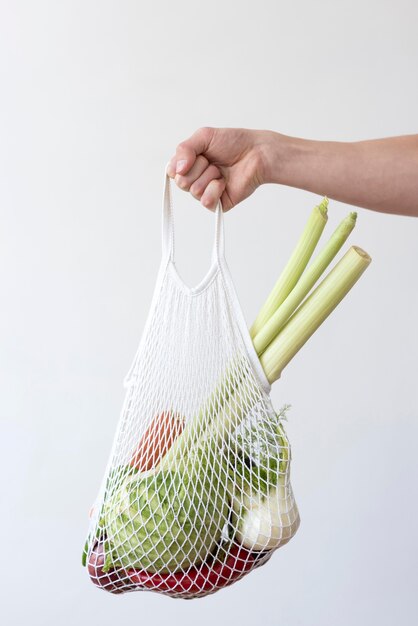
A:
176 141 188 153
207 164 221 179
196 154 209 167
210 176 223 190
197 126 214 140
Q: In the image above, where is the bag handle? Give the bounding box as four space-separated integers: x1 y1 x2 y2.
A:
162 166 225 264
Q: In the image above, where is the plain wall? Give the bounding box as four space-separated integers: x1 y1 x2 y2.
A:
0 1 417 625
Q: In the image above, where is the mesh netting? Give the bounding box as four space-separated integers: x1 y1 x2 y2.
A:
83 172 300 599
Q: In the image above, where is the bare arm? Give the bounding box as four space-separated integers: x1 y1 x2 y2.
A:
167 127 418 217
264 133 418 217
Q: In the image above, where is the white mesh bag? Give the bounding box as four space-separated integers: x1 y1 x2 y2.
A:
82 169 300 599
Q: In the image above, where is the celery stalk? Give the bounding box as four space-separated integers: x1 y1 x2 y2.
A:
250 198 328 338
260 246 371 383
253 212 357 354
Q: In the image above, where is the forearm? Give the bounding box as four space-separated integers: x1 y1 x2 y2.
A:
262 132 418 217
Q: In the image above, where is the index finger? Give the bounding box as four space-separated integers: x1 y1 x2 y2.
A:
167 127 215 177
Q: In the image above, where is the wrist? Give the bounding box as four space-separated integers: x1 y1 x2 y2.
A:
259 131 313 186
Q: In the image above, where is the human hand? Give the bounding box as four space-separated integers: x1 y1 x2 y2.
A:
167 127 418 216
166 127 273 211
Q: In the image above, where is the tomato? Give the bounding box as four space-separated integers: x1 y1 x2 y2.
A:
129 411 184 472
87 411 184 520
127 543 268 598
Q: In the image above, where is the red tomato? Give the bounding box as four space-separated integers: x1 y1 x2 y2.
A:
88 411 184 519
127 544 267 598
129 411 184 472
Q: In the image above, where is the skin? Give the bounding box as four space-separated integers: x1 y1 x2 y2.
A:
166 127 418 217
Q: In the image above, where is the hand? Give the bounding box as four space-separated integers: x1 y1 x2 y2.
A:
168 128 418 217
166 127 272 211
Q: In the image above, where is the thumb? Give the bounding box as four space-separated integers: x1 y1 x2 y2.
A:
167 127 215 177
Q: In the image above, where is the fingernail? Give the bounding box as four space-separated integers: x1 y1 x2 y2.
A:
176 159 187 174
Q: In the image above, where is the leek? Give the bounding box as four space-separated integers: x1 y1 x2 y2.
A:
253 212 357 355
250 198 328 337
260 246 371 383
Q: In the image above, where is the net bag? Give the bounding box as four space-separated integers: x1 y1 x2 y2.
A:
82 169 300 599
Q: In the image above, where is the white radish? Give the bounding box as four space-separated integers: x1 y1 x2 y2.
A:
232 481 300 551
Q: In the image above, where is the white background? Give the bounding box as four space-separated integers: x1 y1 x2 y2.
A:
1 1 417 625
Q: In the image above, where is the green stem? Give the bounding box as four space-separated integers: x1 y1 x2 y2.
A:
260 246 371 383
250 198 328 338
253 212 357 355
195 361 256 449
158 359 246 470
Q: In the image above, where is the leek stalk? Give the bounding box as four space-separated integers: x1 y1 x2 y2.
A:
250 199 328 337
260 246 371 383
252 212 357 355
